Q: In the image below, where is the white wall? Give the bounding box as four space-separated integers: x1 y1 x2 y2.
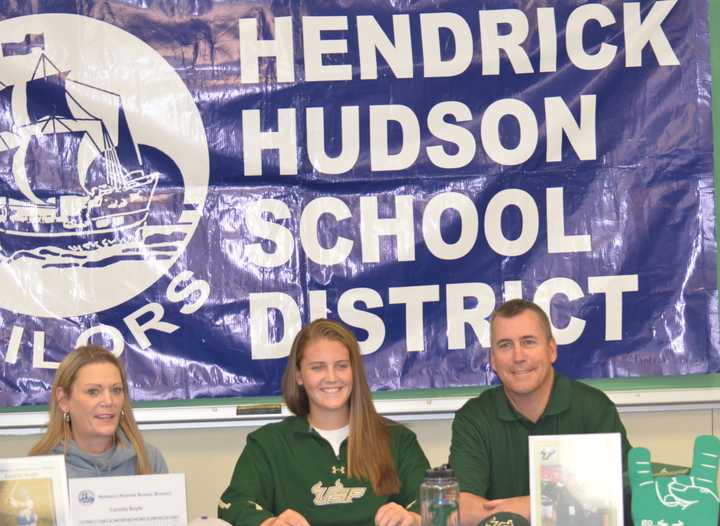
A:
0 408 715 519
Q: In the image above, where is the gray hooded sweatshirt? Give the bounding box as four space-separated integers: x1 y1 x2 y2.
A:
53 431 168 478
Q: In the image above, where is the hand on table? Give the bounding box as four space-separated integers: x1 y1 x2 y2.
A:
629 434 720 526
375 502 420 526
482 495 530 521
261 509 311 526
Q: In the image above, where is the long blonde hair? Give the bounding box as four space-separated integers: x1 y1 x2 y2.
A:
29 346 152 475
282 319 400 495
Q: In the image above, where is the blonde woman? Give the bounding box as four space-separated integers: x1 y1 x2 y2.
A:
30 346 167 477
219 319 430 526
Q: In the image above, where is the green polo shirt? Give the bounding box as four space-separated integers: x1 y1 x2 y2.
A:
218 416 430 526
449 373 631 500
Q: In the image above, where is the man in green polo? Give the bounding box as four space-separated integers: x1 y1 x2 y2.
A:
449 299 631 525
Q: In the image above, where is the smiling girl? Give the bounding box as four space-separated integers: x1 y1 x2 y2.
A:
30 346 167 478
219 319 430 526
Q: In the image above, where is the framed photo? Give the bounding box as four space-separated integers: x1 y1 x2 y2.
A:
0 455 70 526
529 433 624 526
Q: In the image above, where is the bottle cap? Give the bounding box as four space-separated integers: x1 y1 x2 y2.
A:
425 463 455 479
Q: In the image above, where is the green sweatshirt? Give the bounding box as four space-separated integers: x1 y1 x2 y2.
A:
450 372 631 500
218 416 430 526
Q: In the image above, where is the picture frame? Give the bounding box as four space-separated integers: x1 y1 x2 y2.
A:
0 455 70 526
529 433 624 526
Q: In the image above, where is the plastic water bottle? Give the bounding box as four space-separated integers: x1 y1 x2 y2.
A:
420 464 459 526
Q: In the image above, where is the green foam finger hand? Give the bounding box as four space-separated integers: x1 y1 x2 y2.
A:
630 447 667 525
629 447 655 497
689 435 720 492
631 436 720 526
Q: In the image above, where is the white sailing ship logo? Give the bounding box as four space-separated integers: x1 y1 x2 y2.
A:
0 15 209 318
0 51 159 243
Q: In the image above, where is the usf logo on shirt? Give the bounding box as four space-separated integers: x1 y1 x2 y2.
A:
312 480 367 506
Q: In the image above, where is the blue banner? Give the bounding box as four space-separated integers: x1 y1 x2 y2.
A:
0 0 717 406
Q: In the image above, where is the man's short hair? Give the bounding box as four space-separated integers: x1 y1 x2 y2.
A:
490 299 553 342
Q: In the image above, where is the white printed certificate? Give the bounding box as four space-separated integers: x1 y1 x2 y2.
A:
68 473 187 526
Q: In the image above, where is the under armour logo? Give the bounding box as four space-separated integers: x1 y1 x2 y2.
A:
331 465 346 475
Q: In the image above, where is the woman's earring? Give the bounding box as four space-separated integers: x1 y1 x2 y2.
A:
63 412 70 423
